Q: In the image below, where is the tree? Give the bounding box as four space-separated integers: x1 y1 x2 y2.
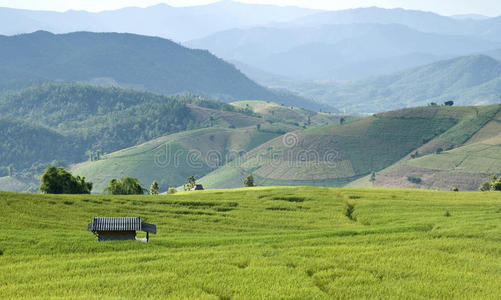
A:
444 101 454 106
491 175 501 191
436 148 444 154
104 177 146 195
340 117 346 125
39 166 93 194
150 181 160 195
244 174 255 187
370 172 376 183
184 176 197 191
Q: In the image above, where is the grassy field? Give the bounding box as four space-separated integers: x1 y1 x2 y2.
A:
2 187 501 298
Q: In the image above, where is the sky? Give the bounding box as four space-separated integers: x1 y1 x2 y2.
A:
0 0 500 17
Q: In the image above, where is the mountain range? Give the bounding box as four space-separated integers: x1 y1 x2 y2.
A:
0 30 329 111
188 22 499 80
280 55 501 113
0 1 318 42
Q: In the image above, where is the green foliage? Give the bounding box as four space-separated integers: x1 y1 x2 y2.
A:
184 176 197 191
436 148 444 154
370 172 376 183
167 188 177 194
244 174 255 187
104 177 146 195
480 181 491 192
39 166 92 194
452 187 459 192
407 176 423 184
150 181 160 195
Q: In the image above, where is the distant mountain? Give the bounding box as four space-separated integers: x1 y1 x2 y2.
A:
0 31 329 111
294 7 501 42
188 23 499 80
289 55 501 113
451 14 490 20
0 1 319 41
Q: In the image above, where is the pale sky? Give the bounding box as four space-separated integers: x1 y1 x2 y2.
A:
0 0 500 17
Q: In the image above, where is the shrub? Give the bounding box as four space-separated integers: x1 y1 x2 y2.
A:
479 182 491 192
150 181 159 195
452 187 459 192
436 148 443 154
39 166 93 194
167 188 177 194
244 174 255 187
444 211 451 217
407 176 422 184
104 177 146 195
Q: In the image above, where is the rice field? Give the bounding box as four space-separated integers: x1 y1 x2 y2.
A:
1 187 501 299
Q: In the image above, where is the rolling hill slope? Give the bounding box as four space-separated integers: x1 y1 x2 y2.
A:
200 105 501 190
362 105 501 191
71 127 288 193
70 101 348 193
200 106 480 188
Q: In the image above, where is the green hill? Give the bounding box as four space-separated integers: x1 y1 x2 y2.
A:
364 105 501 190
71 127 286 193
71 101 348 193
1 187 501 298
0 83 271 185
285 55 501 113
231 100 347 126
200 106 495 189
0 31 332 111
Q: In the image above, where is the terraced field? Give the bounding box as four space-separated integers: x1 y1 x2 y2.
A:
201 106 476 188
370 106 501 190
1 187 501 298
72 127 283 193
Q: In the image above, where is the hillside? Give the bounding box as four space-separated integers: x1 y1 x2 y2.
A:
0 83 286 191
1 188 501 298
71 127 288 193
359 105 501 191
231 100 348 126
290 55 501 113
0 31 328 111
200 106 501 190
188 23 498 81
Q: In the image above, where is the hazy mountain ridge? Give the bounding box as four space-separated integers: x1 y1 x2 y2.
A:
0 1 319 41
188 22 500 80
301 55 501 113
0 30 330 111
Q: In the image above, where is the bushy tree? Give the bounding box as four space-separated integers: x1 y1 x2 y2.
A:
184 176 197 191
244 174 255 187
150 181 160 195
479 175 501 191
39 166 93 194
104 177 146 195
